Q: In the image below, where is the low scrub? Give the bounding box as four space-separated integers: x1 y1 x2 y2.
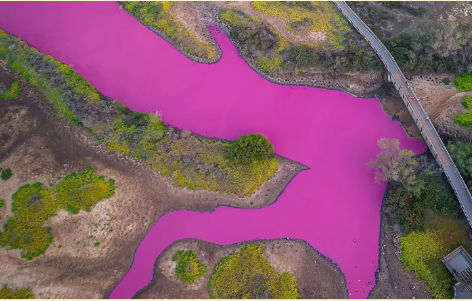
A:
447 141 472 191
208 244 299 299
173 250 206 284
0 169 115 260
120 1 214 61
0 285 35 299
0 80 20 100
0 28 278 197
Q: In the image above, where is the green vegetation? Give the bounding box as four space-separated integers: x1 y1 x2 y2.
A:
0 80 21 100
400 216 472 298
369 138 423 196
454 72 472 92
120 1 214 60
0 28 277 197
462 96 472 109
208 244 299 299
0 285 35 299
220 2 380 77
453 95 472 129
0 169 115 260
0 168 12 181
94 242 100 247
53 168 116 214
226 134 275 164
0 199 4 209
384 169 458 234
448 141 472 191
173 250 206 284
350 2 472 74
372 139 472 298
442 77 450 85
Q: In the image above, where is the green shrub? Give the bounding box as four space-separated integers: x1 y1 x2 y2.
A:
453 112 472 128
447 141 472 190
400 216 472 299
442 77 450 85
0 170 115 260
1 168 12 181
384 169 459 234
0 80 21 101
454 72 472 91
173 250 206 284
94 242 100 247
53 168 116 214
0 285 35 299
226 134 275 164
462 96 472 109
208 244 299 299
0 199 4 209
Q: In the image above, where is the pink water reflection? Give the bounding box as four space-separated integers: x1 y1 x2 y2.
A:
0 1 426 298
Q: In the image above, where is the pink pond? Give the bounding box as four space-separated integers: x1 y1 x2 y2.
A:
0 1 426 299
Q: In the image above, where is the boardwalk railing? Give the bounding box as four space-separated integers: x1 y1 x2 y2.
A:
334 1 472 228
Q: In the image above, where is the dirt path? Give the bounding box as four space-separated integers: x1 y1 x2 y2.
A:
135 239 347 299
0 62 305 299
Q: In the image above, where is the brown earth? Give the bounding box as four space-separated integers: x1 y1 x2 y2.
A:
135 239 347 299
0 61 306 299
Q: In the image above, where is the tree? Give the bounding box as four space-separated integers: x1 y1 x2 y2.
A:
369 138 423 195
226 134 275 164
448 141 472 190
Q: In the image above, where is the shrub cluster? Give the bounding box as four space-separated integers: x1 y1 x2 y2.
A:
0 80 20 100
173 250 207 284
0 168 115 260
448 141 472 191
226 134 275 164
0 168 12 181
208 244 299 299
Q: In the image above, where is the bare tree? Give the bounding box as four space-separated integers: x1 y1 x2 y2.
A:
369 138 424 195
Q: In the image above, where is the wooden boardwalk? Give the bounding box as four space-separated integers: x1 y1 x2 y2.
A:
335 1 472 228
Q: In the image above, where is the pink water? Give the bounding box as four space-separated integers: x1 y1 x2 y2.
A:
0 1 426 299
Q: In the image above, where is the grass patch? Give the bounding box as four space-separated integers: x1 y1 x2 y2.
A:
454 72 472 91
208 244 299 299
400 216 472 299
0 199 4 209
120 1 214 60
1 168 12 181
0 28 277 197
0 80 21 100
252 1 350 49
173 250 206 284
0 285 35 299
0 169 115 260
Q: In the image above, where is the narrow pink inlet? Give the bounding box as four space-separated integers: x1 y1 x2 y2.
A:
0 2 426 299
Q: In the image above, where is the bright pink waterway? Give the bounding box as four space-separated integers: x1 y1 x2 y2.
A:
0 1 426 299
